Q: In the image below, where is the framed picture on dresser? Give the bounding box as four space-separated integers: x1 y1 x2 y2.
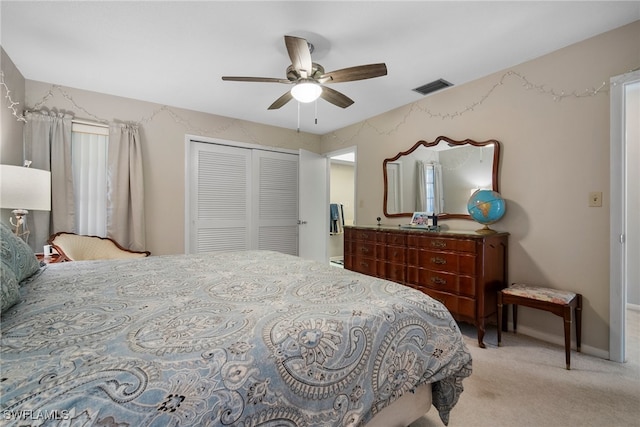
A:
410 211 430 226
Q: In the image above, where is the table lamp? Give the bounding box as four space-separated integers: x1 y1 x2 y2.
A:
0 164 52 242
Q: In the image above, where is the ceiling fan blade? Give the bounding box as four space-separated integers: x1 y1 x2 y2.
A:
321 63 388 83
222 76 291 84
268 91 294 110
320 86 354 108
285 35 313 76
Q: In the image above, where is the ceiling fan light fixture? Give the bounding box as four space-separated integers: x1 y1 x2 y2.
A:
291 81 322 103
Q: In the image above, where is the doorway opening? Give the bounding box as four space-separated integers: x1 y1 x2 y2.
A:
327 147 356 268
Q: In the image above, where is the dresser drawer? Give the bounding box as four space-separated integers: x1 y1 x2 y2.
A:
353 229 379 242
353 241 378 258
458 275 477 298
351 254 379 276
383 245 406 263
407 249 477 276
383 262 405 283
420 288 476 319
407 266 457 290
407 235 477 253
381 231 406 246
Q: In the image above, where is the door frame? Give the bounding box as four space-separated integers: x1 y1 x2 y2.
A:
609 70 640 362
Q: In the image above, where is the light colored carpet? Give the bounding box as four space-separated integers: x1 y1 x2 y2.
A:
412 309 640 427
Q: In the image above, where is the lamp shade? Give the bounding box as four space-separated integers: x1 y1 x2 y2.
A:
0 165 51 211
291 81 322 103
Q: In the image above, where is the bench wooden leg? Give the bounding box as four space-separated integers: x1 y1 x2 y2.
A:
576 294 582 352
563 305 572 370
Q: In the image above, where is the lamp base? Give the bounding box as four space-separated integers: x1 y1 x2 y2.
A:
10 209 30 242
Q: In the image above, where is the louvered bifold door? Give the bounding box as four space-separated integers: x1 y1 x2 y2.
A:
189 143 252 253
253 150 299 256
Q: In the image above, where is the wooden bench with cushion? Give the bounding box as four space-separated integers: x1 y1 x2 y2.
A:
48 232 150 262
497 283 582 369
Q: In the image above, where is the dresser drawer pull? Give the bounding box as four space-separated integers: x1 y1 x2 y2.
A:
430 240 447 248
360 261 369 268
361 247 370 253
431 277 447 285
430 257 447 265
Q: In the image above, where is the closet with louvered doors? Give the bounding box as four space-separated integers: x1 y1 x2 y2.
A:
187 139 299 256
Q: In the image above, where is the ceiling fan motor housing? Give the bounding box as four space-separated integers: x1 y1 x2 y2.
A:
286 63 325 82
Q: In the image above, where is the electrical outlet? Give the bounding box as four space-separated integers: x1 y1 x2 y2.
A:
589 191 603 207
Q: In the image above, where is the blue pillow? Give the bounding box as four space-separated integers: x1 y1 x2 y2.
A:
1 222 41 283
1 260 20 312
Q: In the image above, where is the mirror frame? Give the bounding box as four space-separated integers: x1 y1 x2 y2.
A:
383 135 501 219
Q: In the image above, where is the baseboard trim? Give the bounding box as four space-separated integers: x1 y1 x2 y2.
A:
506 324 609 361
628 303 640 312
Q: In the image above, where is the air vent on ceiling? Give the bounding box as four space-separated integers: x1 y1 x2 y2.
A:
412 79 453 95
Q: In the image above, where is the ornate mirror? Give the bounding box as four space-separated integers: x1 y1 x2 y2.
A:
383 136 500 219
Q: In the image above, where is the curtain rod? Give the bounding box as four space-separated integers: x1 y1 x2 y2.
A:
72 119 109 128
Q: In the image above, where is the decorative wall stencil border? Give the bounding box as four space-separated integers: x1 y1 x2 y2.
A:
0 71 27 123
26 84 268 145
325 69 626 145
5 68 634 144
23 83 324 149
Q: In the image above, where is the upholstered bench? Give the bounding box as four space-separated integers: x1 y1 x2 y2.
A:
48 232 150 262
497 283 582 369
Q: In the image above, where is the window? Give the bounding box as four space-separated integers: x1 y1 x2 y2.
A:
71 122 108 236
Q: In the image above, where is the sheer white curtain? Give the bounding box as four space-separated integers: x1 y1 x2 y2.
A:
107 123 145 251
416 160 444 214
23 111 75 250
71 123 108 236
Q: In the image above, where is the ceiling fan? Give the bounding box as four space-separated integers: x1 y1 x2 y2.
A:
222 35 387 110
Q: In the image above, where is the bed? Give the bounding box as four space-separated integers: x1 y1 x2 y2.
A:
1 225 472 426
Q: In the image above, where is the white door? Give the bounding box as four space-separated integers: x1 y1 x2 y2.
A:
298 149 329 262
188 142 252 253
253 150 299 256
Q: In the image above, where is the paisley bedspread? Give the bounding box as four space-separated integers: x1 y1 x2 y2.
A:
0 250 471 426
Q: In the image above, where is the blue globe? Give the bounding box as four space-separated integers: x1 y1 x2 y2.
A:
467 190 506 231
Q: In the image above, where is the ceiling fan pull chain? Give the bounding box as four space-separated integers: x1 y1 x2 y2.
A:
315 100 318 125
297 101 300 133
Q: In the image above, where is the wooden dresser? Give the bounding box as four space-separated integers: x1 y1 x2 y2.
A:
344 225 508 347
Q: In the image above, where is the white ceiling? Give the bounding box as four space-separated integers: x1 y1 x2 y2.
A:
2 1 639 135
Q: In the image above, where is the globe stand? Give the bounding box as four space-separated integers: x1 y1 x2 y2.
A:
475 224 497 234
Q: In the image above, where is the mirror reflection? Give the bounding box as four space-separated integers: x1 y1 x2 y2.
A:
383 136 500 219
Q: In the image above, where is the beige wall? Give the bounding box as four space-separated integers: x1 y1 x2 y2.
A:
320 21 640 356
16 82 321 255
1 48 27 226
1 47 25 166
